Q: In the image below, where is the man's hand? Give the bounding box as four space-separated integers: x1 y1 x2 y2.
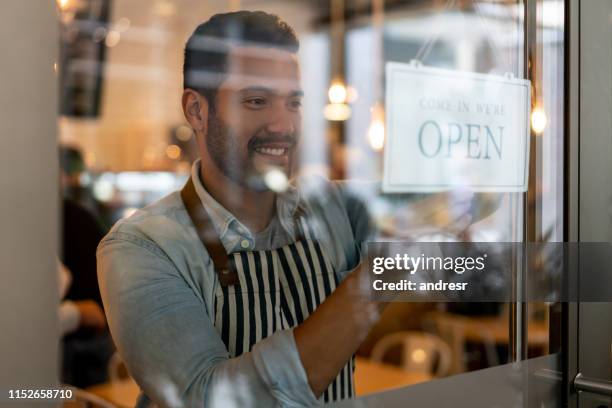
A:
294 263 385 397
74 300 107 331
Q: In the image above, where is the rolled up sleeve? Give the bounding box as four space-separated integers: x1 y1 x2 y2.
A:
252 329 316 406
97 235 317 408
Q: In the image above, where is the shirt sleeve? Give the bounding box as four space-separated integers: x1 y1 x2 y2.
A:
97 236 317 408
332 181 376 269
338 186 376 251
58 300 80 336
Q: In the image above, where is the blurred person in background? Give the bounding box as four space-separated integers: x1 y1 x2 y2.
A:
60 146 95 212
58 259 107 337
59 146 108 317
59 146 114 387
97 11 382 408
59 145 111 229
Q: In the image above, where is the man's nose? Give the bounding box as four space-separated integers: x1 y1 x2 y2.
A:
266 109 296 135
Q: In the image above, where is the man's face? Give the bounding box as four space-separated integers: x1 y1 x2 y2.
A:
204 46 302 191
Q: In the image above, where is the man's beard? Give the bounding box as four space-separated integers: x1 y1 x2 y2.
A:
206 114 297 192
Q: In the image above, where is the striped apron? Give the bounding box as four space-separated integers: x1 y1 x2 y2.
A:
181 178 354 404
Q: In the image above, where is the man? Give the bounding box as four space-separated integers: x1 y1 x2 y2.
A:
98 11 380 407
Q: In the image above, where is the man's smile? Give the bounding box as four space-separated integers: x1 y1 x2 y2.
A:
256 147 287 156
251 139 295 166
254 143 291 157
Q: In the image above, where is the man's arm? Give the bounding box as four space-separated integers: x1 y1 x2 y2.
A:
295 181 382 397
97 236 318 407
294 264 381 397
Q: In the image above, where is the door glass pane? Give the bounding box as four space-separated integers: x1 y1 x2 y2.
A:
56 0 566 405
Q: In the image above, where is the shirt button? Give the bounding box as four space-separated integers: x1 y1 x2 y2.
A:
240 239 250 249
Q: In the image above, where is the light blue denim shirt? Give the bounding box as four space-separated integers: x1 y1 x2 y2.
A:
191 161 298 253
97 161 371 408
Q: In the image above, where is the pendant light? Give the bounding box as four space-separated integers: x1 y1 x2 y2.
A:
324 0 351 121
367 0 385 151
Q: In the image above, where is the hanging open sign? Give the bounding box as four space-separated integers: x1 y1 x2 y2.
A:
382 62 531 193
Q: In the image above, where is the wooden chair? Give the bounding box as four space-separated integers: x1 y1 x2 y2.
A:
424 312 500 374
371 331 452 377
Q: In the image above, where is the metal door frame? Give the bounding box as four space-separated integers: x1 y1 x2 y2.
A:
565 0 612 406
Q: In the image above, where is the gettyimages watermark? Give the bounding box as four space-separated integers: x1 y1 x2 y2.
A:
365 242 612 302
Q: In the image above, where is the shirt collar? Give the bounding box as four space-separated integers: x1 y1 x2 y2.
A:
190 159 300 242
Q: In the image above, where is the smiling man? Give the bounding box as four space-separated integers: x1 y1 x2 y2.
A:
98 11 379 407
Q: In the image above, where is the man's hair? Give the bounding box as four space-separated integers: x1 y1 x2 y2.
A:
183 11 299 109
59 145 85 175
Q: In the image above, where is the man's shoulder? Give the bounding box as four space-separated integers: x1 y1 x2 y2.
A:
96 190 213 313
99 191 193 254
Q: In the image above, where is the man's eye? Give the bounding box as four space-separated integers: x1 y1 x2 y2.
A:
244 98 267 108
288 100 303 110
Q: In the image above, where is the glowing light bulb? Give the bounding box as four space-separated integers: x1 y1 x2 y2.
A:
105 30 121 47
165 144 181 160
57 0 70 10
531 107 547 134
324 103 351 121
176 125 193 142
368 120 385 151
367 103 385 151
328 81 348 104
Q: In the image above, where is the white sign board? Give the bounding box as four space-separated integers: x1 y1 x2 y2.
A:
383 62 531 193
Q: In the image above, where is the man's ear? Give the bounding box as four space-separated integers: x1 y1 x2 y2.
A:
182 89 209 133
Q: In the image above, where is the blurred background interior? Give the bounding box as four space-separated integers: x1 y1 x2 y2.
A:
52 0 565 406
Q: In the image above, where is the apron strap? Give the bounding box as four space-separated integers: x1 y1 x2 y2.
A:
292 204 308 242
181 177 239 286
181 175 311 285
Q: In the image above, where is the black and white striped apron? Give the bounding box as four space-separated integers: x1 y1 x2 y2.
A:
181 177 354 404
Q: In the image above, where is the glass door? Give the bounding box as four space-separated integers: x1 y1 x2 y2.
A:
55 0 610 406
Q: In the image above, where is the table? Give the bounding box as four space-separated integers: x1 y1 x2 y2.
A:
87 357 431 407
87 379 139 408
354 357 431 396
